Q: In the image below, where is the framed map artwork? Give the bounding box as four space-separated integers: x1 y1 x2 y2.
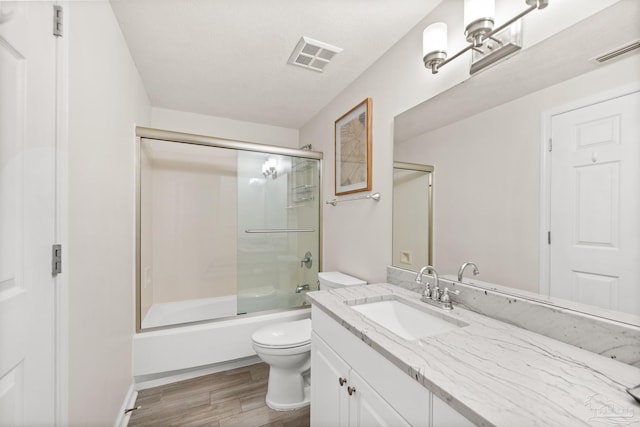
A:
334 98 372 195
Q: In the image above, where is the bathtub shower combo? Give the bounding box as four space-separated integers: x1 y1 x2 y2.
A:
135 128 321 336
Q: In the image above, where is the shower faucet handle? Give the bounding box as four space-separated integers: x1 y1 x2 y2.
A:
300 251 313 269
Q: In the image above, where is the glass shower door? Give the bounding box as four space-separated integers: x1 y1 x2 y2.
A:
236 152 320 314
137 134 321 331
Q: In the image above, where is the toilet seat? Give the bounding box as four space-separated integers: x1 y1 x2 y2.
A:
251 318 311 349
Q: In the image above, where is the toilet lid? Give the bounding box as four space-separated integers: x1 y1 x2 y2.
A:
252 318 311 348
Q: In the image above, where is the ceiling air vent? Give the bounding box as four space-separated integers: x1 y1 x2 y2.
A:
592 40 640 63
288 36 343 72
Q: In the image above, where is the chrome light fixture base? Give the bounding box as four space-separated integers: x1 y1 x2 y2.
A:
465 17 495 46
525 0 549 9
470 20 523 74
424 51 447 74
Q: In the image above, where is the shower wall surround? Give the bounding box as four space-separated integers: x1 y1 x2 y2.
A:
387 266 640 367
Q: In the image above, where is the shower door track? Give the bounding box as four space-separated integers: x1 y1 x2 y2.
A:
245 229 315 233
136 126 323 160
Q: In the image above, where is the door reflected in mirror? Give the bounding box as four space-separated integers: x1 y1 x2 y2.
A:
392 162 433 271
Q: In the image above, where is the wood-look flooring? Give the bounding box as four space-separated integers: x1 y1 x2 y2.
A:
128 363 310 427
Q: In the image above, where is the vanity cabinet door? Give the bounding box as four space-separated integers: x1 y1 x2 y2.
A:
349 369 411 427
311 332 350 427
311 331 411 427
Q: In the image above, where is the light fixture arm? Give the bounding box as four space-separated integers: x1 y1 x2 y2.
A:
425 0 548 74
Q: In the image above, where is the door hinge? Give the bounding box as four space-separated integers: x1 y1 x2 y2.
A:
547 231 551 245
52 244 62 276
53 5 63 37
548 138 553 152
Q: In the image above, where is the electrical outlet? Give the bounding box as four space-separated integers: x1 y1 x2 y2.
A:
400 250 412 265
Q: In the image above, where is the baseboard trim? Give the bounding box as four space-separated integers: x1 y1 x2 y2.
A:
134 355 261 390
114 383 138 427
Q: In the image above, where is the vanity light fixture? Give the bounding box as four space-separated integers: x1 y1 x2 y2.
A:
423 0 549 75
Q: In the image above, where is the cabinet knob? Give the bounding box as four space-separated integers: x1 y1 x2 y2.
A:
338 377 347 386
347 386 356 396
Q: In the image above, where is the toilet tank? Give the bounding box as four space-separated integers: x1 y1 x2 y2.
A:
317 272 366 290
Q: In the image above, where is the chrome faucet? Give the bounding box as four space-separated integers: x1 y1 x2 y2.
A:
415 265 460 310
414 265 440 302
457 262 480 282
295 283 310 293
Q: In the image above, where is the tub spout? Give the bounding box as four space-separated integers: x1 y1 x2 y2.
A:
295 284 310 293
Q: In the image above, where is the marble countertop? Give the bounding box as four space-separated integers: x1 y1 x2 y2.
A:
308 283 640 427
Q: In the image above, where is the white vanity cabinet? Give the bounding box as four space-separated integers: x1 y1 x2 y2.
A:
312 332 411 427
311 305 475 427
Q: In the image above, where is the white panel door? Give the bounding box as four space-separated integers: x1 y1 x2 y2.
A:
550 91 640 315
0 2 57 425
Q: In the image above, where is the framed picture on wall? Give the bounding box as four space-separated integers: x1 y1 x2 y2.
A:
334 98 372 195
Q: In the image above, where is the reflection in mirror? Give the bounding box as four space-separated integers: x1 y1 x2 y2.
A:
392 162 433 270
393 2 640 319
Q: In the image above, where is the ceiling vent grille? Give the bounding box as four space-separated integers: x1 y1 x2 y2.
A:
592 40 640 63
288 36 343 72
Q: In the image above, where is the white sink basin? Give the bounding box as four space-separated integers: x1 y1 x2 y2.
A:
351 299 464 340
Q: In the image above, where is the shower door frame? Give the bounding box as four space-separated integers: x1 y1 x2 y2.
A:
134 126 323 333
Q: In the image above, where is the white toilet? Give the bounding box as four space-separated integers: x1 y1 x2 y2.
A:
251 271 366 410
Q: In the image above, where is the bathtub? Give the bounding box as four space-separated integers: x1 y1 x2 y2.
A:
238 286 305 314
134 305 310 378
142 295 238 329
142 288 305 329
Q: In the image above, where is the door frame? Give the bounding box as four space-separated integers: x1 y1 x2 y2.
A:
538 82 640 297
54 1 69 424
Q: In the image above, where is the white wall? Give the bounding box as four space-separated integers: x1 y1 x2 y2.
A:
151 107 299 148
67 1 151 425
299 0 620 284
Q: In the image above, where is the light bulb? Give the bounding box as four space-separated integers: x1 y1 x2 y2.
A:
423 22 447 57
423 23 448 73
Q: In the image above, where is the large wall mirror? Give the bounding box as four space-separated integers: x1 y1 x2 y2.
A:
393 1 640 320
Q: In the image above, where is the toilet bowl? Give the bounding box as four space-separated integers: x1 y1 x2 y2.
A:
251 272 366 411
251 318 312 410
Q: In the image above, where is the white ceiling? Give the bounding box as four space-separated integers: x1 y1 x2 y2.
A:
109 0 441 129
